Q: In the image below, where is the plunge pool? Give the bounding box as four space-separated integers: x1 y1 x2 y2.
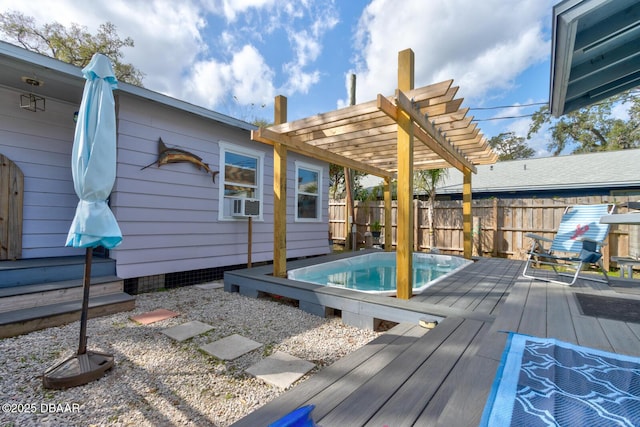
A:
287 252 472 296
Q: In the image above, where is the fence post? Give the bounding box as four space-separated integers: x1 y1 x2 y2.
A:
473 216 482 257
414 199 420 252
493 198 499 257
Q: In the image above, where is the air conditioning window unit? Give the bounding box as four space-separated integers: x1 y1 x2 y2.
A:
232 198 261 217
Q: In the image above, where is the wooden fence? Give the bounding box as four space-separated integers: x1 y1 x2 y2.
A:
329 196 639 268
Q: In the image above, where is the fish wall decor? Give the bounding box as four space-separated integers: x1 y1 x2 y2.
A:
141 137 219 183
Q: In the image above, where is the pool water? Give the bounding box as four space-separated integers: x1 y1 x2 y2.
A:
287 252 472 296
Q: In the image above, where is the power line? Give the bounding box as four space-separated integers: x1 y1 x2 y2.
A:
469 101 547 111
472 113 542 122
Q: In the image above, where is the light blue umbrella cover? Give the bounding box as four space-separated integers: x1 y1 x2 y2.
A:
66 53 122 249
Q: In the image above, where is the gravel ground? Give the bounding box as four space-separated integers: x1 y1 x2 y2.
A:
0 283 381 426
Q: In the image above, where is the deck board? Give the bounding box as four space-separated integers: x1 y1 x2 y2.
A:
546 284 577 342
519 281 547 337
308 325 427 422
363 318 485 427
228 257 640 427
599 319 640 355
318 318 465 426
230 322 422 427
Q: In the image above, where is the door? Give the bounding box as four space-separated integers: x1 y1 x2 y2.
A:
1 154 23 260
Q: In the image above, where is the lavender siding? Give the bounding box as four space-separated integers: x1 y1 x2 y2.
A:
0 86 83 258
111 94 329 279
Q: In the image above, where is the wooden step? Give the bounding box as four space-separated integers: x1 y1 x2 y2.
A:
0 276 123 313
0 293 136 338
0 256 116 288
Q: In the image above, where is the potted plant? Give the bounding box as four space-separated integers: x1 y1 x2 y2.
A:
370 220 382 239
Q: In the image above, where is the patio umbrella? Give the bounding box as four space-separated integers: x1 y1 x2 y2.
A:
43 53 122 389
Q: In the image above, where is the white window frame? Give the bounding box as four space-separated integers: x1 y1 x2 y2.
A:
218 142 264 221
295 161 322 222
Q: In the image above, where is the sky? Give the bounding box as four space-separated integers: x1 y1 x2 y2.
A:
1 0 560 156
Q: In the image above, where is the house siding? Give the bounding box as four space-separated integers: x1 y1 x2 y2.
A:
111 95 329 279
0 86 83 258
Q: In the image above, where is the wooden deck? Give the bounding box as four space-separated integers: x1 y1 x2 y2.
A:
228 257 640 427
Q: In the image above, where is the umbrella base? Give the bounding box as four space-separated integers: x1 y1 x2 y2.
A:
43 350 114 389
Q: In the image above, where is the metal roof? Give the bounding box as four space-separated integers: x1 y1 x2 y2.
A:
0 41 256 132
435 149 640 195
550 0 640 117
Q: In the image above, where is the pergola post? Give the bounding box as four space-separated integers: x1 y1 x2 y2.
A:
396 48 414 300
463 167 472 259
384 176 392 252
273 95 287 277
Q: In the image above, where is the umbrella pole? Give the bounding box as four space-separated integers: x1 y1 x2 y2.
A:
43 246 115 389
77 247 92 355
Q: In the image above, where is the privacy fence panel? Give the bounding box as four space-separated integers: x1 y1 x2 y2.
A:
329 196 636 265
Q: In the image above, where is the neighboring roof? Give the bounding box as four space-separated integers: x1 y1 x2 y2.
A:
0 41 255 132
550 0 640 117
435 149 640 195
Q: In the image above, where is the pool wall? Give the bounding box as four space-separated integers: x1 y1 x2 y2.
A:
287 252 472 296
223 251 486 330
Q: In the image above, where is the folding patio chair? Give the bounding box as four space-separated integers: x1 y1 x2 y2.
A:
522 204 615 286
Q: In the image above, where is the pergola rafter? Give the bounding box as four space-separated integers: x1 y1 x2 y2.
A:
252 48 498 298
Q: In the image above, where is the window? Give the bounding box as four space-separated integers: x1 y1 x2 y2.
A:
295 162 322 221
218 142 264 220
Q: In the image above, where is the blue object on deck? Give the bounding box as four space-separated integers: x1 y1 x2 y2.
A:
480 333 640 426
268 405 316 427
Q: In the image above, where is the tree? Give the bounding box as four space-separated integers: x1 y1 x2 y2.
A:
488 132 535 160
527 89 640 155
413 169 448 250
0 11 144 86
369 180 397 201
329 164 367 199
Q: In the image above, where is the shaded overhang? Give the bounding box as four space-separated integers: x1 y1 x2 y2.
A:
550 0 640 117
252 79 498 177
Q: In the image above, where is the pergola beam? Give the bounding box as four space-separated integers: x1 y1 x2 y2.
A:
378 95 465 170
396 90 476 173
252 127 393 178
266 80 453 136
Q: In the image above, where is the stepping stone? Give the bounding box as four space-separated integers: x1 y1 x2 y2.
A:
246 351 315 389
161 320 214 342
130 308 180 325
194 282 224 290
200 334 262 360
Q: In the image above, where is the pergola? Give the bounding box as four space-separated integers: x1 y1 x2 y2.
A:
252 49 498 299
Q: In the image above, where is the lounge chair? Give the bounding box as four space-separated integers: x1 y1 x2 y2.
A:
522 204 615 285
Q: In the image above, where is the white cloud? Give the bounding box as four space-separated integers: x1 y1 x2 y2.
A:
0 0 207 99
183 44 274 109
343 0 553 107
229 45 275 105
207 0 276 22
280 1 339 95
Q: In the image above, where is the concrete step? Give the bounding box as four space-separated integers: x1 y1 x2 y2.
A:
0 256 116 288
0 276 123 313
0 292 136 338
